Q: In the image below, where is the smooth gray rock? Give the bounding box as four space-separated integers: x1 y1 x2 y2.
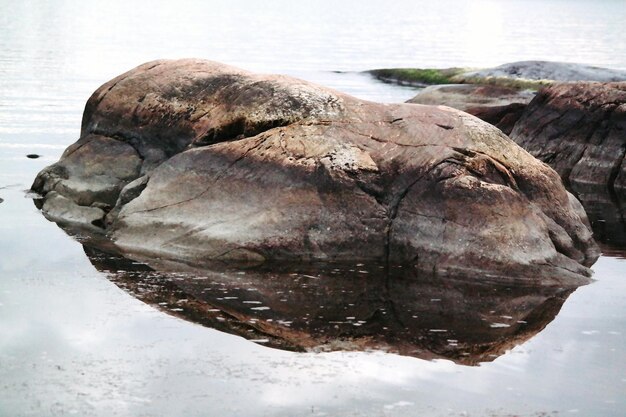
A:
461 61 626 82
41 191 106 228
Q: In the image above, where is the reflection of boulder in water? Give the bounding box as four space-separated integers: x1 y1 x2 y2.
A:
85 246 580 366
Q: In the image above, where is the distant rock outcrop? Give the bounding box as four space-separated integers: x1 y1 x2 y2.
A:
371 61 626 92
402 61 626 136
32 59 599 283
460 61 626 83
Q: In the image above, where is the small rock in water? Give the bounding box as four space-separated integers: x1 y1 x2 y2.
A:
0 197 3 204
26 154 41 159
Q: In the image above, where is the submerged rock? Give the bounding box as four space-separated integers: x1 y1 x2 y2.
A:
32 59 599 282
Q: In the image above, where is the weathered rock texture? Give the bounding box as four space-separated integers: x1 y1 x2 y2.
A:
407 84 533 134
32 59 599 282
510 82 626 246
511 82 626 192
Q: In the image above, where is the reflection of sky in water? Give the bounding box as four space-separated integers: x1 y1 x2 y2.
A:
0 184 624 416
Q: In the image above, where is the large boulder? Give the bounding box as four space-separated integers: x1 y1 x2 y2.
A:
32 59 599 283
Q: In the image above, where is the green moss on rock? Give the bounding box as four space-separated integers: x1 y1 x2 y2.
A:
367 67 468 87
454 75 551 90
367 67 551 91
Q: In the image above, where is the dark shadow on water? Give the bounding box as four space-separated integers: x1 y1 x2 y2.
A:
82 245 581 366
572 184 626 249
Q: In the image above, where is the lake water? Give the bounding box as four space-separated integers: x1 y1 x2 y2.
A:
1 0 625 416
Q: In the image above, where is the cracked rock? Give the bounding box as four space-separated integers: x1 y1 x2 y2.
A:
32 59 600 284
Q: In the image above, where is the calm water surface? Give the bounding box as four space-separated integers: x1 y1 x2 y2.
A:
1 1 625 416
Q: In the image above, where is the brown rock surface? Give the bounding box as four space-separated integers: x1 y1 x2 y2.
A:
510 82 626 246
32 59 599 283
511 82 626 191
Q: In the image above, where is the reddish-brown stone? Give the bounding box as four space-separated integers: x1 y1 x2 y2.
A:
32 59 599 283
